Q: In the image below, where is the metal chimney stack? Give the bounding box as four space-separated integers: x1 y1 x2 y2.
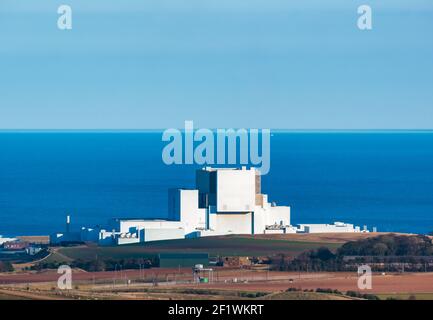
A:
66 215 71 233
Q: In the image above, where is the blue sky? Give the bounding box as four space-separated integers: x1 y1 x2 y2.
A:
0 0 432 129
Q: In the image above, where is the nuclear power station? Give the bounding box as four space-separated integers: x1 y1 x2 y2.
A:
51 167 364 246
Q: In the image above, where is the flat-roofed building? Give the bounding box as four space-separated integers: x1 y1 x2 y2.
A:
297 222 362 233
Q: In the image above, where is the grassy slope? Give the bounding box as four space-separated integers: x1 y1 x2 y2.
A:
260 291 354 300
57 235 342 261
376 293 433 300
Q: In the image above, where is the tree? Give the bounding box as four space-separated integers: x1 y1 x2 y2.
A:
0 261 14 272
372 243 388 256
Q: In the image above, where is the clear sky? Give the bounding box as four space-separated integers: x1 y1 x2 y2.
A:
0 0 432 129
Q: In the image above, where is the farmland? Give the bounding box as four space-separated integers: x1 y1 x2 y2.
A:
3 233 431 300
53 233 383 262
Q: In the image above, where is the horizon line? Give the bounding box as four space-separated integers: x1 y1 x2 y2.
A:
0 129 432 133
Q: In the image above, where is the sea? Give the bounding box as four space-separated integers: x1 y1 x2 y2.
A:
0 131 432 236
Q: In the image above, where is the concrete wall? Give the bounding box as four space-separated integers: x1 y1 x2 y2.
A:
169 189 206 235
117 220 182 233
216 168 255 212
117 237 140 245
299 223 358 233
179 189 206 235
252 207 267 234
143 228 184 242
267 206 291 226
210 212 253 234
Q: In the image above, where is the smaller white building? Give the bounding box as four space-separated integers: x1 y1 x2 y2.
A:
83 219 185 246
296 222 362 233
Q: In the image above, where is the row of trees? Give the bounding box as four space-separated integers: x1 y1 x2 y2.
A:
0 261 14 272
272 234 433 272
32 258 155 272
338 234 433 256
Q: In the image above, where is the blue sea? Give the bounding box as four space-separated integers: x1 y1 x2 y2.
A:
0 131 432 236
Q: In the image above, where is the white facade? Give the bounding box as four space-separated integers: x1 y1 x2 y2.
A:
142 228 185 242
93 219 184 246
216 168 256 212
297 222 362 233
168 189 206 236
108 219 183 234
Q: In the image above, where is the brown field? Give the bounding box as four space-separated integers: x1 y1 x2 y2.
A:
2 232 432 300
178 271 433 294
1 267 433 299
243 232 413 243
0 268 335 285
0 267 194 284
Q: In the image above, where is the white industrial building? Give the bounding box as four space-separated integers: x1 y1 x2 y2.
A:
51 167 364 246
168 167 295 238
296 222 362 233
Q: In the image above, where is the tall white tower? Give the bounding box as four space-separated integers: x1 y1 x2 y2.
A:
66 215 71 233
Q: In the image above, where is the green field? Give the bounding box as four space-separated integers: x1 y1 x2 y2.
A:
56 235 341 262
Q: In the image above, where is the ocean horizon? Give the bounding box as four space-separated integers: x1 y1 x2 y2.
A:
0 131 432 237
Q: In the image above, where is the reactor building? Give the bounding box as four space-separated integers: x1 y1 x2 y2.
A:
51 167 363 246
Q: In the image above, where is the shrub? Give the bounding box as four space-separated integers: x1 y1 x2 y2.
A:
346 291 380 300
316 288 342 295
0 261 14 272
